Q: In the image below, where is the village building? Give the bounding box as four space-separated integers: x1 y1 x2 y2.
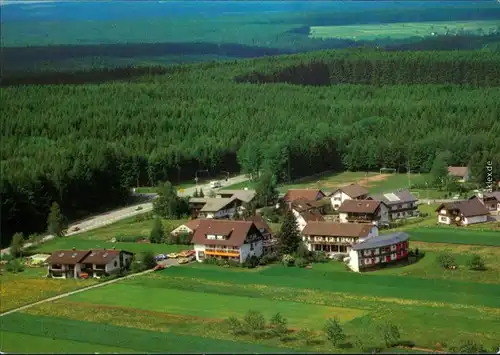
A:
283 189 326 207
329 184 369 210
302 222 378 254
294 209 325 231
346 232 410 272
170 218 205 236
436 199 490 226
215 189 256 204
369 190 419 220
247 214 277 254
188 197 241 219
469 191 500 214
338 200 390 226
191 219 264 263
46 248 134 279
447 166 470 182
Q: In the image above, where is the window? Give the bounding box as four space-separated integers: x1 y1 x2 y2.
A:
114 261 118 267
250 243 254 251
440 216 447 222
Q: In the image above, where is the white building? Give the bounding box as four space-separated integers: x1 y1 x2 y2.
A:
369 190 419 220
191 219 264 263
188 197 241 219
170 218 204 236
47 248 134 279
447 166 470 182
338 200 390 226
346 232 410 272
329 184 369 210
302 222 378 255
435 199 490 226
470 192 500 214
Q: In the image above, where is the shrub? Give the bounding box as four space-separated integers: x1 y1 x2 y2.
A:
378 322 401 348
324 318 345 347
259 252 278 265
297 328 315 345
295 243 311 260
281 254 295 266
226 316 245 335
243 255 260 268
331 253 345 262
294 257 308 268
451 340 487 353
116 235 141 243
5 259 24 273
437 253 456 269
243 310 266 338
227 259 241 268
140 251 157 270
177 233 191 245
311 251 329 263
203 257 219 265
269 312 288 339
467 254 486 271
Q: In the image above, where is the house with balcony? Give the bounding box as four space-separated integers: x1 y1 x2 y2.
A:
248 213 277 254
369 190 419 220
338 200 389 226
447 166 470 182
188 197 241 219
191 219 264 263
435 199 490 226
329 184 369 210
46 248 134 279
302 222 378 255
469 192 500 214
294 209 325 232
346 232 410 272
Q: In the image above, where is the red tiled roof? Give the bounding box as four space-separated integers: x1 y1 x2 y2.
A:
303 221 374 237
191 219 262 247
47 250 91 265
283 189 325 202
301 210 325 222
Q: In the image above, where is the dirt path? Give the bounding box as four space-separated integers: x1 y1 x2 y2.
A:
0 268 155 317
400 345 448 353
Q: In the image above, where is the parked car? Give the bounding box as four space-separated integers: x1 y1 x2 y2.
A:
167 253 179 259
135 206 143 211
153 264 166 271
71 226 80 232
178 257 189 264
155 254 168 261
210 180 222 188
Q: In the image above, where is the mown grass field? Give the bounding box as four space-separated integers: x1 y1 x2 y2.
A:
224 171 432 195
309 20 500 40
11 256 500 353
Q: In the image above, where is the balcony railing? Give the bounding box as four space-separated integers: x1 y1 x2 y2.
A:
205 249 240 257
347 214 379 221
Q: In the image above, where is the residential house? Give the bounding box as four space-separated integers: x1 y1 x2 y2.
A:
170 218 205 236
346 232 410 272
291 198 330 215
188 197 241 219
283 189 326 207
47 248 134 279
329 184 369 210
294 209 325 232
191 219 264 263
302 222 378 254
216 189 256 205
469 192 500 214
369 190 419 220
436 199 490 226
448 166 470 182
248 213 277 254
338 200 390 226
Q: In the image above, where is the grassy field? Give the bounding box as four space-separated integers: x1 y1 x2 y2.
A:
309 20 500 40
224 171 432 195
12 253 500 353
0 267 97 313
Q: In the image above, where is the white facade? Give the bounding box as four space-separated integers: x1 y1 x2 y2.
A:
48 263 82 279
347 251 360 272
330 191 353 210
292 209 308 231
388 202 419 220
462 215 488 225
201 207 236 219
303 226 378 254
194 236 263 264
48 252 133 279
171 224 195 235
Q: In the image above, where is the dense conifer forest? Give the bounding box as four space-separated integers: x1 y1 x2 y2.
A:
2 49 500 245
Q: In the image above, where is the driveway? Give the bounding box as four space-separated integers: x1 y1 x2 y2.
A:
1 174 249 255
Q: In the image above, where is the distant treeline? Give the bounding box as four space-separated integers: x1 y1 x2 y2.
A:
2 49 500 245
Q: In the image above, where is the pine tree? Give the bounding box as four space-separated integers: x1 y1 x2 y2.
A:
47 202 66 237
153 181 180 218
193 188 199 198
255 171 278 207
199 188 205 197
149 217 165 244
279 209 301 255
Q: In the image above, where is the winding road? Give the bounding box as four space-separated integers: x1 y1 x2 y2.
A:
0 174 249 255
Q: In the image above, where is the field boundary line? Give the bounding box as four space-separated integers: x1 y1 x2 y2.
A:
0 269 155 317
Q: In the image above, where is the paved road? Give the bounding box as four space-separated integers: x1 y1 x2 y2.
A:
0 175 249 255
